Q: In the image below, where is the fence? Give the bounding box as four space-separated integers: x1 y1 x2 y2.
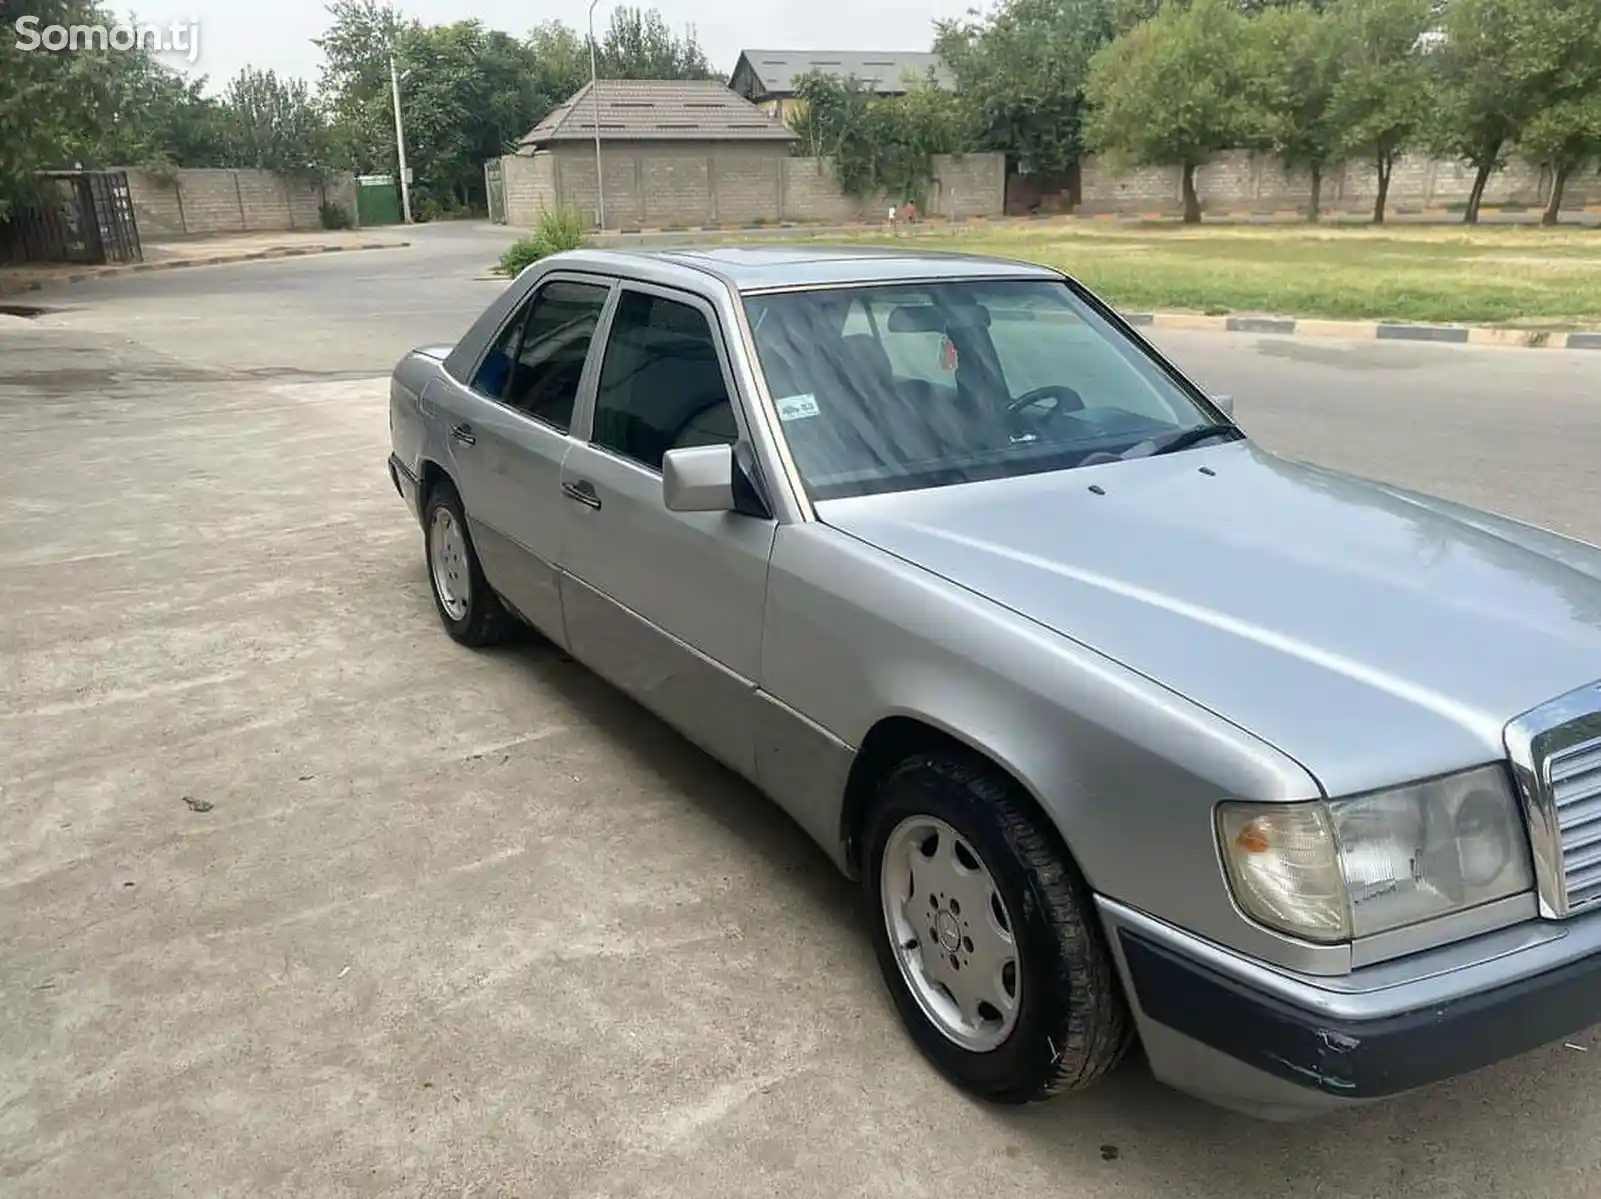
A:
1075 151 1601 216
0 171 142 266
117 168 361 238
498 146 1007 230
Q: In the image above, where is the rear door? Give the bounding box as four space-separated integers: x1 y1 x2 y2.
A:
557 284 777 777
431 274 614 641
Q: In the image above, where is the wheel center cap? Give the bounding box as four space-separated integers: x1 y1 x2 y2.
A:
935 910 961 952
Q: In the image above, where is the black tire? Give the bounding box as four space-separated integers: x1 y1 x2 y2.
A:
422 478 512 648
863 750 1133 1103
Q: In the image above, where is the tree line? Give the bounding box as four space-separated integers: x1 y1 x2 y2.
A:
941 0 1601 223
6 0 1596 227
0 0 715 222
785 0 1600 225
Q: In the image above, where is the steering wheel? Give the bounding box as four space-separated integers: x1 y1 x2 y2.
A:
1006 385 1086 422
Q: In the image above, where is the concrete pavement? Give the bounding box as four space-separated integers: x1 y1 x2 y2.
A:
0 230 408 296
6 225 1601 1198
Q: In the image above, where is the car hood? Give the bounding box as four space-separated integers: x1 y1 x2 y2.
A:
816 441 1601 796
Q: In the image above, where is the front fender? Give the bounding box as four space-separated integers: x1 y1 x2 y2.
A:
761 523 1331 969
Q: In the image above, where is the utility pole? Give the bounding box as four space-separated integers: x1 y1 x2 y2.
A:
389 51 413 224
588 0 606 231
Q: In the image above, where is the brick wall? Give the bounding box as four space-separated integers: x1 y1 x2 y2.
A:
779 157 872 223
1079 150 1597 215
501 153 557 223
122 168 357 238
711 148 784 224
502 145 1008 229
928 153 1006 218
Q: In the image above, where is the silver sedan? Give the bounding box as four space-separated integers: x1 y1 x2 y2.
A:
388 245 1601 1120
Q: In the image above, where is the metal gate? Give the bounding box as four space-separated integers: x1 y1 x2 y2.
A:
485 159 507 225
356 175 403 226
0 170 143 265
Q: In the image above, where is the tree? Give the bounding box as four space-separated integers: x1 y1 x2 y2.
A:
595 7 714 80
224 69 330 177
1252 4 1346 220
1084 0 1263 222
790 72 966 203
318 4 547 212
935 0 1119 176
1515 3 1601 225
2 0 237 219
1325 0 1433 222
316 0 407 180
315 2 712 214
1430 0 1567 224
1522 98 1601 225
525 21 591 119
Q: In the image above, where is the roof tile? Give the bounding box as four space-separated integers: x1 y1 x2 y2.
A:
519 80 797 147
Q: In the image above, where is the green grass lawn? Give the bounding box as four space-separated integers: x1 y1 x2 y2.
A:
790 223 1601 327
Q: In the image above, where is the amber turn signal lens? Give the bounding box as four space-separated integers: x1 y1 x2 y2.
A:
1234 822 1272 854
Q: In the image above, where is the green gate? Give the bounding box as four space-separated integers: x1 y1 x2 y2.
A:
356 175 402 226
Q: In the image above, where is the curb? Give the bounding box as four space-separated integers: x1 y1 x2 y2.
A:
0 240 408 296
590 206 1601 235
1122 311 1600 350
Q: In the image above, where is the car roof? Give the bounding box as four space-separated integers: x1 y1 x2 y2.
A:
548 244 1062 294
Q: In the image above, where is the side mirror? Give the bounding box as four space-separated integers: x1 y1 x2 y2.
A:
1210 393 1235 418
662 444 736 514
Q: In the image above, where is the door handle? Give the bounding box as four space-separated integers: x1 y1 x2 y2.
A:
562 479 602 510
450 423 476 447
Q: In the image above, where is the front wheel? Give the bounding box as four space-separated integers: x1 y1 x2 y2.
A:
864 751 1132 1103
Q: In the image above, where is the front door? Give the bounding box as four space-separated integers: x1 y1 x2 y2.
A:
558 285 777 777
433 274 613 641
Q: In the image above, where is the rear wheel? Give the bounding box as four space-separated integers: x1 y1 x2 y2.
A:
423 479 511 648
864 750 1132 1103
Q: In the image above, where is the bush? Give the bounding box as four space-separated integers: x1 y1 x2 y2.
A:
318 202 352 230
497 207 589 276
414 188 471 223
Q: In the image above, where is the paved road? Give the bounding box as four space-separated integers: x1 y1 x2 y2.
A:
6 225 1601 1199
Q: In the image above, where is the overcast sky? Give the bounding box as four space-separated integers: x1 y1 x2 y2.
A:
129 0 976 92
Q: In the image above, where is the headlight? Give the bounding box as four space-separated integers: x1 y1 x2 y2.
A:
1218 766 1533 943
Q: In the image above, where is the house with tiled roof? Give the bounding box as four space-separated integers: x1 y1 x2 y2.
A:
728 50 955 122
506 79 796 230
518 79 797 151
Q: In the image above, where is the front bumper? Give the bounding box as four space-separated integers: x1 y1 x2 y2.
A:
1100 898 1601 1119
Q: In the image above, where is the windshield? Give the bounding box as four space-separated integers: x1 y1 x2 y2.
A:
743 279 1229 502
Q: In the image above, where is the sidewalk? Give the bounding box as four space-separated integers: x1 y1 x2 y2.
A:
0 229 408 296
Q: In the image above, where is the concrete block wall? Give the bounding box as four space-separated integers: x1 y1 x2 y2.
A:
928 153 1007 218
122 168 356 238
502 153 557 223
643 152 713 227
779 157 872 224
501 146 1008 229
712 149 784 224
1079 150 1597 214
1079 160 1178 209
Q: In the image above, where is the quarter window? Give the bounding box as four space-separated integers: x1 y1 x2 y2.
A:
471 279 610 431
591 290 738 471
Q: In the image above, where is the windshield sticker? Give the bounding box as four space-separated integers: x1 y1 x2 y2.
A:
939 336 959 372
776 393 821 422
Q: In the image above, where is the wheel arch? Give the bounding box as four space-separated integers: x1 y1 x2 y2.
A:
840 712 1079 883
417 458 453 514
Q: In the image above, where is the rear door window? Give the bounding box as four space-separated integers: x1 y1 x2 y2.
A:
471 280 611 431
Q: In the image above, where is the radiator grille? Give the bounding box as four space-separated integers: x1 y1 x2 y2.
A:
1553 736 1601 911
